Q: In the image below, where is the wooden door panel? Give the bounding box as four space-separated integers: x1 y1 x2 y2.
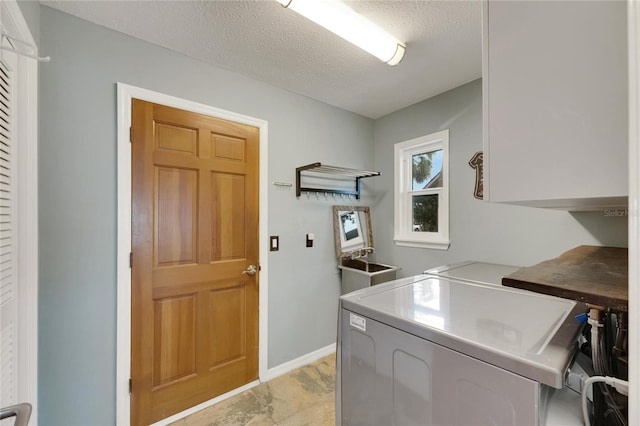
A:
156 123 198 156
155 167 198 266
153 295 197 388
212 133 246 162
211 172 246 261
131 99 260 424
208 286 246 367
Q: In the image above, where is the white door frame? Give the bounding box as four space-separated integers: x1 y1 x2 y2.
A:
0 1 39 424
116 83 269 425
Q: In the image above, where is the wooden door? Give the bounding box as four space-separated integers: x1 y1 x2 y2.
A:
130 99 259 425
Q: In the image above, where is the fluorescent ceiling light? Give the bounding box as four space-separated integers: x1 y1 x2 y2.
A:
277 0 406 66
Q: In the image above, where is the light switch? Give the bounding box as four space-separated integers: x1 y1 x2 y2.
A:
306 233 314 248
270 236 279 251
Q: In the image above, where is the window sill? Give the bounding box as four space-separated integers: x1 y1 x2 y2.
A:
393 238 450 250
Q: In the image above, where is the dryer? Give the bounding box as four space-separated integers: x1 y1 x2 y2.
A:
336 265 588 426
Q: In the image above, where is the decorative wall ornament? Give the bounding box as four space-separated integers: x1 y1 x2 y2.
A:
468 151 484 199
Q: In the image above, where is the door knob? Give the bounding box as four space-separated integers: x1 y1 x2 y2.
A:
242 265 257 276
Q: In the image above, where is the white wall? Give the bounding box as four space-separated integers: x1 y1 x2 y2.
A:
38 7 374 424
372 79 628 276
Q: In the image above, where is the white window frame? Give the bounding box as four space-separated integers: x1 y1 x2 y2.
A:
394 129 450 250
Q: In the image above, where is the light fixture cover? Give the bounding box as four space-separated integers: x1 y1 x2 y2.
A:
277 0 406 66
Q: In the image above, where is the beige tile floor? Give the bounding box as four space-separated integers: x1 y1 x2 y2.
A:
169 353 336 426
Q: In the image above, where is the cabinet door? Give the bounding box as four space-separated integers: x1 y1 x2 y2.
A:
483 1 627 209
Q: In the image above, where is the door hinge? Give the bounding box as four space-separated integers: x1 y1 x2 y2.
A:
129 126 133 143
129 378 132 394
129 252 133 268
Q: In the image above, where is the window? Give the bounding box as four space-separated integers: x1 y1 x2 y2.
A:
394 129 449 249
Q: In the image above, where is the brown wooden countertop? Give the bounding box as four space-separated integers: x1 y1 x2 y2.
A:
502 245 628 312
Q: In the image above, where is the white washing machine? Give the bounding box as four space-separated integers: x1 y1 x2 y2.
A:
336 263 588 426
424 261 589 425
423 261 522 286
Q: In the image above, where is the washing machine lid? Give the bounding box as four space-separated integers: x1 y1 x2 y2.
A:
340 275 587 389
424 261 521 286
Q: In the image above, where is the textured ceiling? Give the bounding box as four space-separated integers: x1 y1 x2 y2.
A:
41 0 482 119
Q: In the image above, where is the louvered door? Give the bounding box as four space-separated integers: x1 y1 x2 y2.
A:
0 58 18 417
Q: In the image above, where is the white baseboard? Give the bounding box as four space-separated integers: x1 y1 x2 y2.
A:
263 343 336 382
148 343 336 425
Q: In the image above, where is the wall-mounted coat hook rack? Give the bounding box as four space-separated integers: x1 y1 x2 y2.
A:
295 162 380 200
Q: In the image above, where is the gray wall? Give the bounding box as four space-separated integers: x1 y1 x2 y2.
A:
371 79 628 277
38 7 373 425
17 0 39 44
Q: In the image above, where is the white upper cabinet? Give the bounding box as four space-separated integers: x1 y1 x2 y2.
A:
483 0 628 210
